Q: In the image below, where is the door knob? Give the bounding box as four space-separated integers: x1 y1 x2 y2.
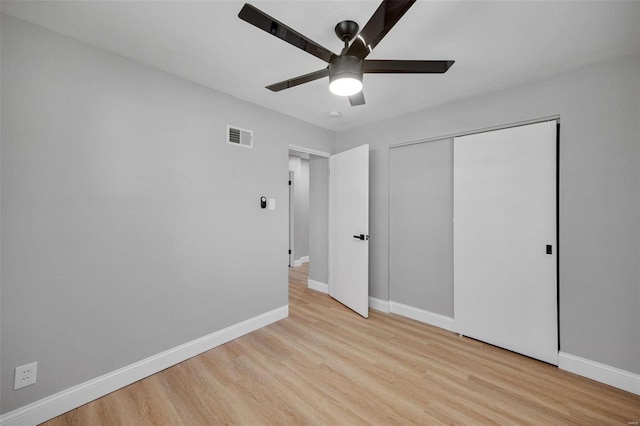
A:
353 234 369 240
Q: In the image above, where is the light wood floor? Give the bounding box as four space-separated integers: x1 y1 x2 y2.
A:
44 264 639 425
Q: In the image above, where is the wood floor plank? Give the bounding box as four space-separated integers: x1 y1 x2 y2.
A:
42 264 640 425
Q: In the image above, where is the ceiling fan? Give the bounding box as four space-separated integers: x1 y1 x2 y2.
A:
238 0 454 106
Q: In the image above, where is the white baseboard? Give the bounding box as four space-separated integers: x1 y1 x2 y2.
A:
0 306 289 426
307 278 328 294
384 302 639 395
368 297 390 313
389 301 458 334
293 256 309 267
558 352 640 396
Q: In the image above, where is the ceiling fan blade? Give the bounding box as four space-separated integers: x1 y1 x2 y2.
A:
349 91 366 106
346 0 416 59
266 68 330 92
364 60 455 73
239 4 337 63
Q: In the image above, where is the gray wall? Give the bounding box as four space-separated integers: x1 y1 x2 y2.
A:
308 155 329 284
297 159 310 259
389 139 453 316
0 15 333 414
368 148 390 300
288 155 309 261
336 52 640 375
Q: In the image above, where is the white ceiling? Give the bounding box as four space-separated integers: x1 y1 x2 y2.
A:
3 1 640 131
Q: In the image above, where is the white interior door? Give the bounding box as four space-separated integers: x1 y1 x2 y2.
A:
329 144 369 318
454 121 558 365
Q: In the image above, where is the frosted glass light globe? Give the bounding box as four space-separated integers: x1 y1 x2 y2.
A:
329 77 363 97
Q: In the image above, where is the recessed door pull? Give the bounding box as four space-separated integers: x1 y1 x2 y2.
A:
353 234 369 240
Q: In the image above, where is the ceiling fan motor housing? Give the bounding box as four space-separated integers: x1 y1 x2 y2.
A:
329 55 364 82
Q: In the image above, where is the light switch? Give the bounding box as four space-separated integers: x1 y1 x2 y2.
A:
268 198 275 210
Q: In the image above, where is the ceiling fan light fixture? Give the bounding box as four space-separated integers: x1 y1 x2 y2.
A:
329 55 363 97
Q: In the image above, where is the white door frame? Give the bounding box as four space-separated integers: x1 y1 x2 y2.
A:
288 145 330 158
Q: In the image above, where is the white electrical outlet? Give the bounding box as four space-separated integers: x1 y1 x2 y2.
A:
14 362 37 390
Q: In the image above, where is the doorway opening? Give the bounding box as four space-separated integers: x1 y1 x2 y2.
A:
287 145 330 296
287 144 370 318
288 150 310 268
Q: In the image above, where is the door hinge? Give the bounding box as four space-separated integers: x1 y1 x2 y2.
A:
288 180 291 185
288 249 291 254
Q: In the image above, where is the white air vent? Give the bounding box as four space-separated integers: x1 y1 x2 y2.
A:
227 125 253 148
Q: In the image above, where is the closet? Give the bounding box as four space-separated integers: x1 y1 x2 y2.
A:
390 120 558 364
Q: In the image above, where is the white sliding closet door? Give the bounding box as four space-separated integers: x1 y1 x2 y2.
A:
454 121 557 365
